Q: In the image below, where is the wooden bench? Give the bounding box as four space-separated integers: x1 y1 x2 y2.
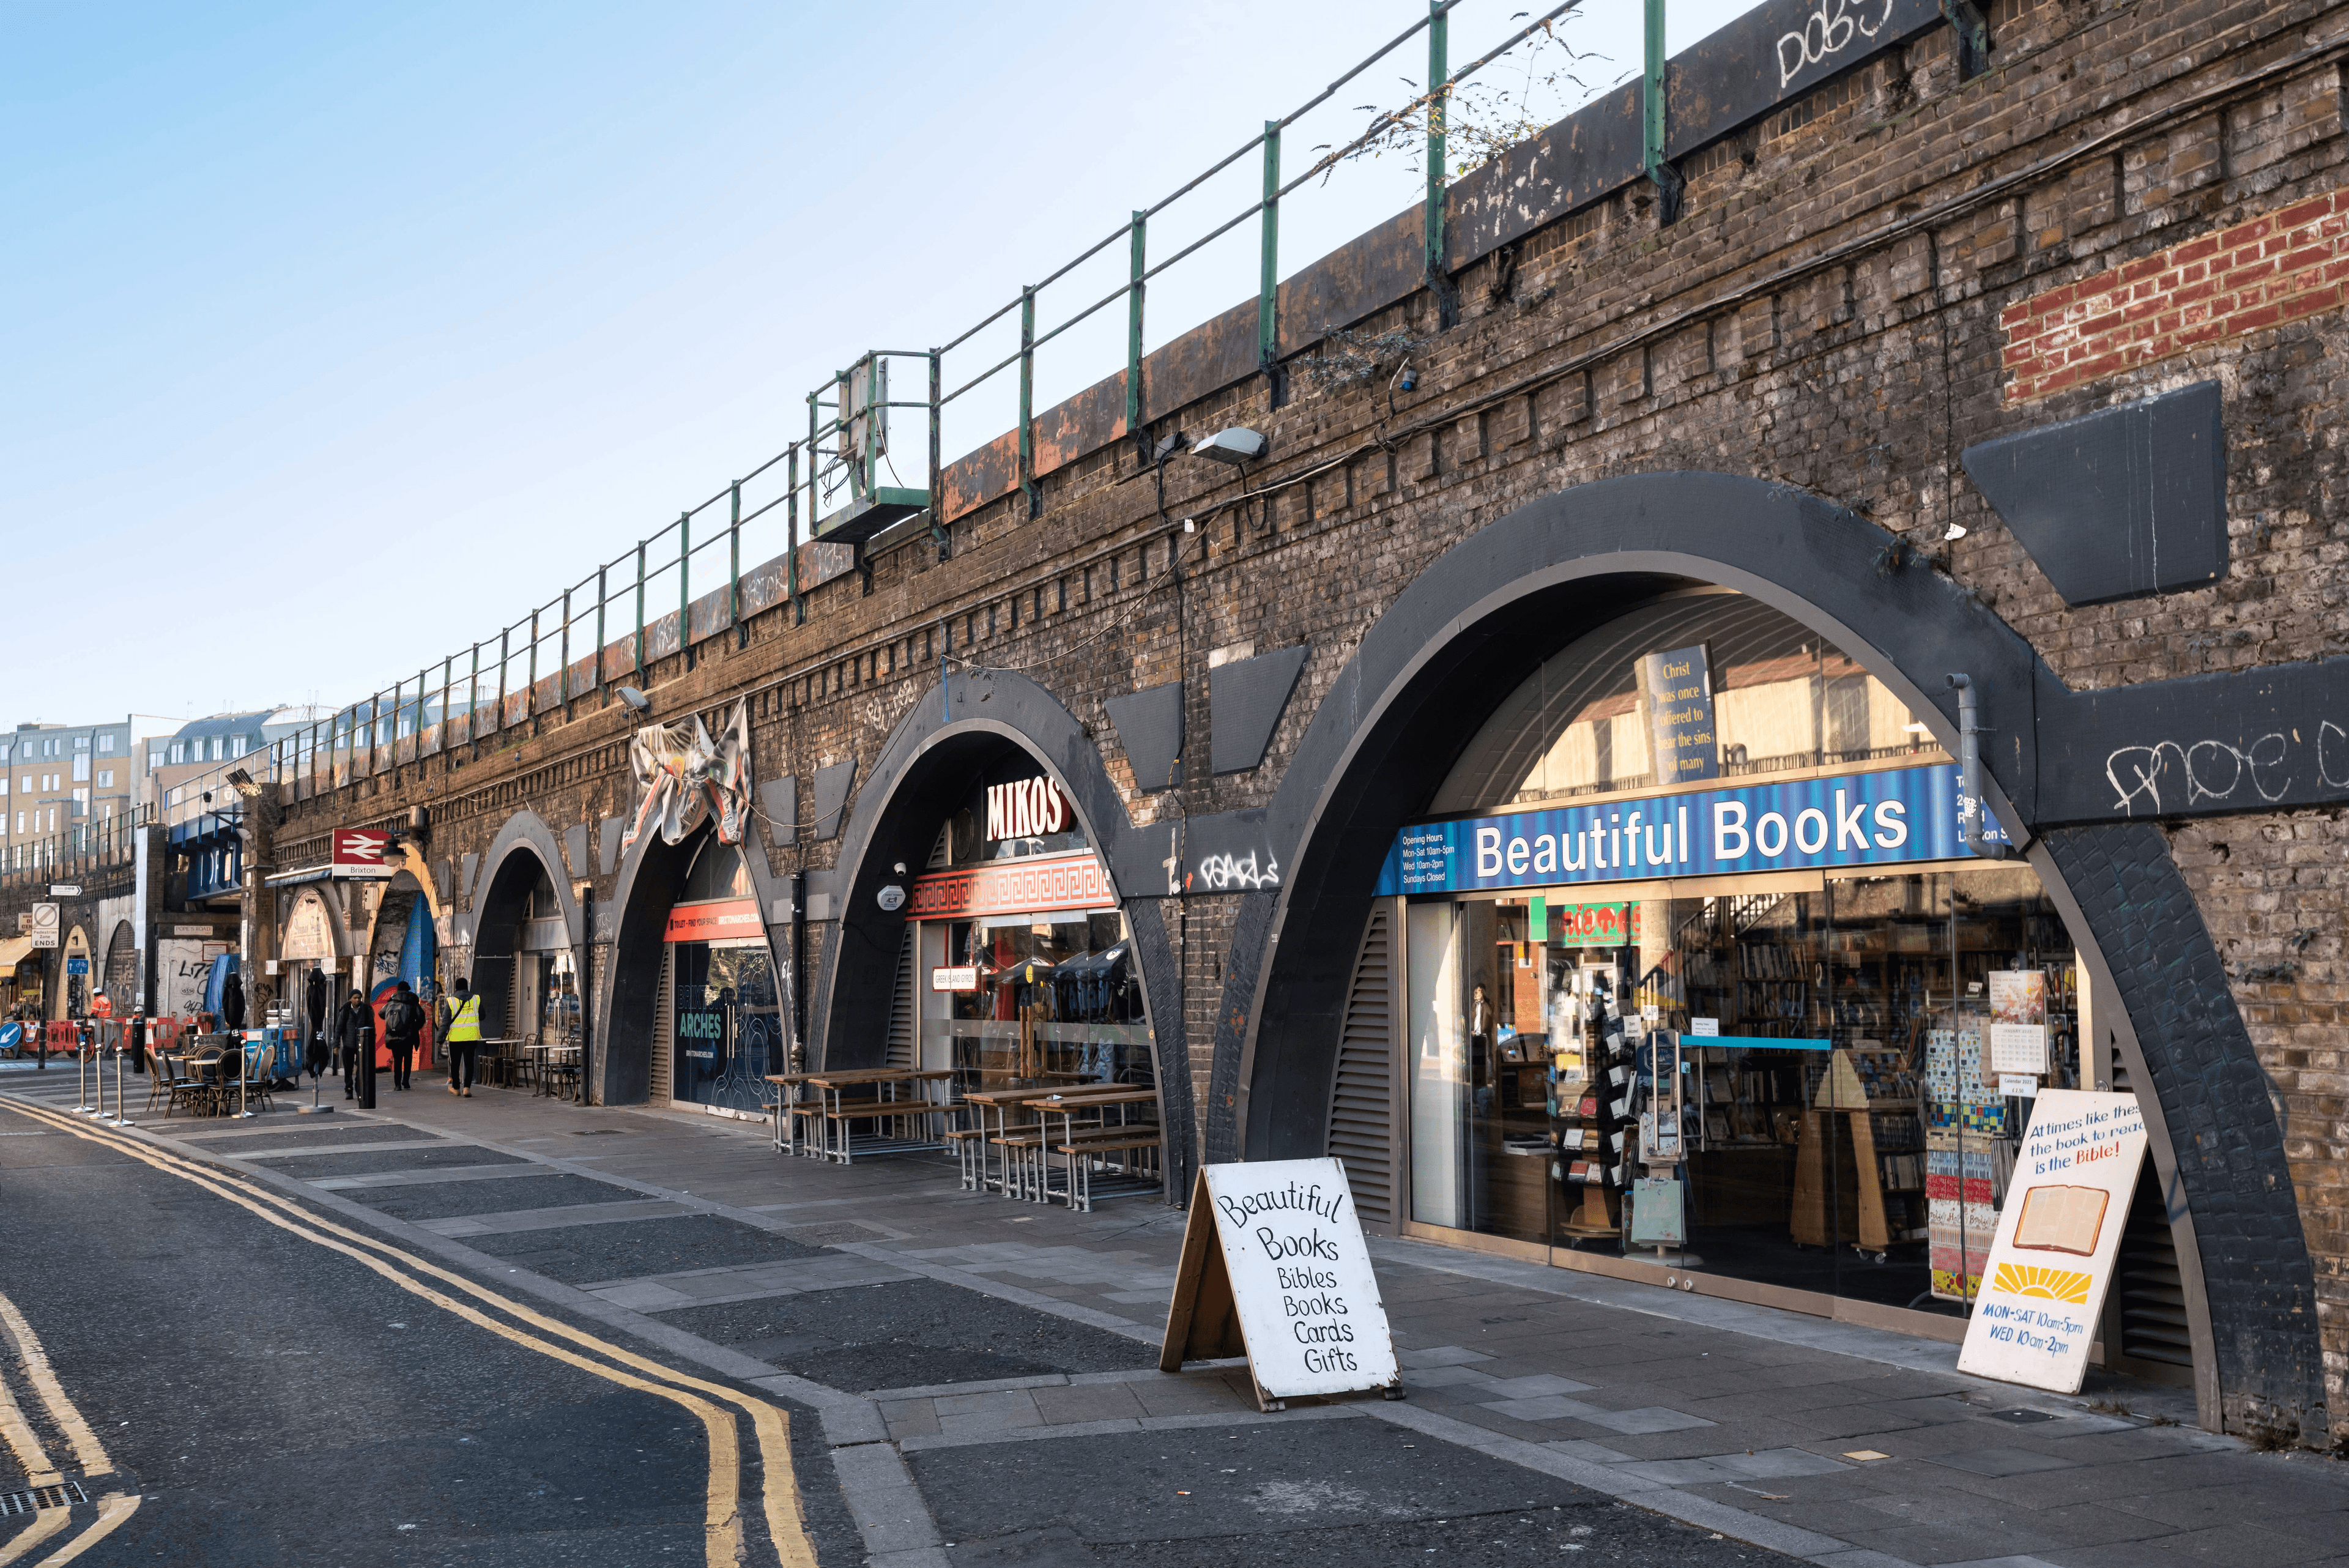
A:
1052 1131 1164 1211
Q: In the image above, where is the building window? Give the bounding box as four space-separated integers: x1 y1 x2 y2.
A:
97 735 114 754
72 756 89 782
231 736 248 759
12 812 20 834
95 770 113 788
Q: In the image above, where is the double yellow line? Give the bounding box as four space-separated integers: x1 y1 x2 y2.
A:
0 1276 139 1567
0 1097 815 1567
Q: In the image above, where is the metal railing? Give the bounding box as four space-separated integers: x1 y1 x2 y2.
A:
238 2 1594 809
0 804 154 895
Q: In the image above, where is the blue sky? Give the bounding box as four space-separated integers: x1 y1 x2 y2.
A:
3 1 1753 728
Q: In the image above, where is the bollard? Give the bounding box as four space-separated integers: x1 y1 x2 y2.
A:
72 1030 94 1114
237 1042 253 1119
108 1039 135 1128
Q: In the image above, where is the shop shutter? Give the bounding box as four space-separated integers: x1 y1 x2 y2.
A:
651 946 674 1104
1327 905 1395 1229
2115 1170 2192 1370
885 926 917 1070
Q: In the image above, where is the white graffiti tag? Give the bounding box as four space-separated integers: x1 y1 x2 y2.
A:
1777 0 1896 87
1195 850 1282 891
2104 733 2295 814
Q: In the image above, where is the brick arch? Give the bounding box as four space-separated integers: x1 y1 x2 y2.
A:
809 666 1195 1193
470 811 577 1053
1217 468 2322 1443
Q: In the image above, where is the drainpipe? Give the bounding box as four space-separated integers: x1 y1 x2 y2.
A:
574 880 595 1107
789 871 807 1072
1946 675 2012 860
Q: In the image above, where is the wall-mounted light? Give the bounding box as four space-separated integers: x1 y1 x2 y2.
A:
617 687 651 713
1192 427 1267 466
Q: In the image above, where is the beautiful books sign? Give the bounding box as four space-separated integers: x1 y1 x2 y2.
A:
1956 1089 2150 1392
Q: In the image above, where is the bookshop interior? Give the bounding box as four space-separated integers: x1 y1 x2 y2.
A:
1399 589 2102 1320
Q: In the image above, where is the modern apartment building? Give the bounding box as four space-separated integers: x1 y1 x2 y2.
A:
0 719 143 870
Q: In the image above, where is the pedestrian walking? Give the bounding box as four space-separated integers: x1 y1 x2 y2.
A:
382 981 424 1091
439 975 482 1098
335 989 374 1100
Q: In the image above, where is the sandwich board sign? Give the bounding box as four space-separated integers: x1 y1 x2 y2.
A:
1956 1088 2150 1393
1159 1157 1398 1409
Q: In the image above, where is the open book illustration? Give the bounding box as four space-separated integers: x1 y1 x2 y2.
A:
2012 1184 2110 1257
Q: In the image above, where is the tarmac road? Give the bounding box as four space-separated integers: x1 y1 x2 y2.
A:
0 1076 1819 1568
0 1094 821 1567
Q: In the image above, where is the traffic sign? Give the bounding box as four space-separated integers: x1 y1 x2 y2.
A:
29 904 59 949
47 883 81 897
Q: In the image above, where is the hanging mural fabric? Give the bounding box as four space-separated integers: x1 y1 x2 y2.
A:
623 701 754 853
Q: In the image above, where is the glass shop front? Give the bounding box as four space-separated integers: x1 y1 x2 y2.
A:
902 763 1154 1097
1387 589 2102 1326
664 835 782 1117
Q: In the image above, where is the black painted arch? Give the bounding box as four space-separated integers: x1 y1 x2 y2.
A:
1214 469 2320 1438
809 667 1195 1191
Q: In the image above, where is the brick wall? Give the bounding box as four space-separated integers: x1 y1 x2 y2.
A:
2002 187 2349 402
264 0 2349 1440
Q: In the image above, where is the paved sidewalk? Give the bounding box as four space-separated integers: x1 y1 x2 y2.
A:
24 1075 2348 1568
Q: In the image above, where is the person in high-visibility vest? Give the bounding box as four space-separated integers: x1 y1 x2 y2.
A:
440 975 483 1098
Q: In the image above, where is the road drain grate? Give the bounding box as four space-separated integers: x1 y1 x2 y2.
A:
0 1481 87 1515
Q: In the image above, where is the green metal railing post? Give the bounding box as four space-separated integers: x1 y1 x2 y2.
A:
468 644 481 756
558 594 571 705
928 351 948 559
1940 1 1989 80
787 443 804 624
678 511 691 658
1260 123 1281 378
1018 286 1038 519
634 543 647 679
863 355 881 499
1642 0 1684 223
439 656 452 752
595 568 607 697
1426 1 1448 288
527 611 540 720
729 481 743 648
1127 211 1147 442
496 630 510 736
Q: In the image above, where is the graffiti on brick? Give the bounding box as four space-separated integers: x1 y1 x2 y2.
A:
1776 0 1896 87
1193 850 1281 891
2103 723 2349 814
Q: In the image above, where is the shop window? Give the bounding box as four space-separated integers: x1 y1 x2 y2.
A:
1392 587 2093 1325
1431 590 1946 814
680 839 753 904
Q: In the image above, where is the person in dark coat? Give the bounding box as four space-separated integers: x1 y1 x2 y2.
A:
335 989 374 1100
221 971 246 1033
382 981 424 1091
304 969 330 1079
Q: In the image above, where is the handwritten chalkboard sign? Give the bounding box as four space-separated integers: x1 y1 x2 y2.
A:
1159 1157 1399 1410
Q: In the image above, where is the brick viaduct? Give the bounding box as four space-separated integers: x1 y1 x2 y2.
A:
154 0 2349 1445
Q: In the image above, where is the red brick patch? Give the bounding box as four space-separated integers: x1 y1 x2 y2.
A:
2002 188 2349 401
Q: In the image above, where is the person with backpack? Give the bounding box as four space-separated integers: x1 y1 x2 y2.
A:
334 989 374 1101
439 975 482 1098
382 981 425 1091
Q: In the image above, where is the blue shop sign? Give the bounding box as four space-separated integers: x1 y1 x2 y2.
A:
1376 764 2008 896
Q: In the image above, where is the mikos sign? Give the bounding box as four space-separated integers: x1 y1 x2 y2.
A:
985 776 1073 841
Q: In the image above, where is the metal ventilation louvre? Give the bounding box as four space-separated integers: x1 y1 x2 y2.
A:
651 948 674 1103
2109 1042 2193 1377
885 927 918 1071
1329 905 1395 1230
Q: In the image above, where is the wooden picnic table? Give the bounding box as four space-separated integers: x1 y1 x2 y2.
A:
1016 1087 1162 1208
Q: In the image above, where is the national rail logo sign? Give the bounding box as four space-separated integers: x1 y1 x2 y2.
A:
330 828 396 879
